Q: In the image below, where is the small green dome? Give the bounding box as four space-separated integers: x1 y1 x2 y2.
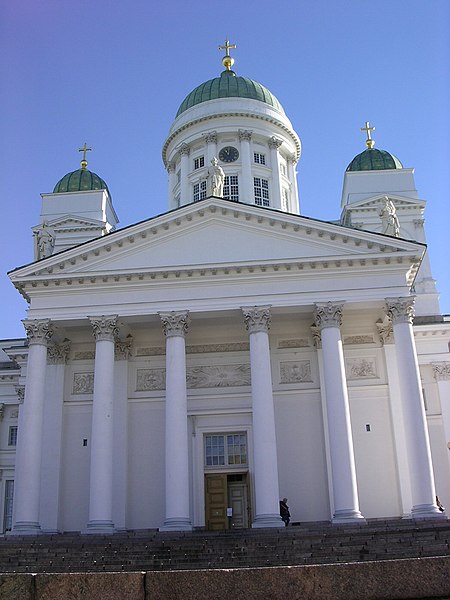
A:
346 148 403 172
53 168 110 194
176 70 285 117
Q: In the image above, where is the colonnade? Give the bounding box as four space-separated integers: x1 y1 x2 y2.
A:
168 130 297 209
12 298 442 534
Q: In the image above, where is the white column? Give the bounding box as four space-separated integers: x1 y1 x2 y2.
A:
314 302 365 523
86 315 119 533
167 162 177 209
159 311 192 531
12 319 54 534
179 143 190 206
204 131 217 164
113 336 132 531
432 362 450 474
287 154 300 214
40 340 71 533
377 318 412 517
239 129 253 204
242 306 283 528
386 297 442 518
268 136 283 210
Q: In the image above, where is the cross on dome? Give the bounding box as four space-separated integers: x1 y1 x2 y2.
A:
360 121 375 149
218 39 236 71
78 143 92 169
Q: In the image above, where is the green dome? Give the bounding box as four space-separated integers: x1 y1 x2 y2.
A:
53 168 110 194
176 70 285 117
346 148 403 172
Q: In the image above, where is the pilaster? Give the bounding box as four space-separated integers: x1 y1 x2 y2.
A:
432 362 450 474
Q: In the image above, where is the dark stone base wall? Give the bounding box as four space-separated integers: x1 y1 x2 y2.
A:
1 557 449 600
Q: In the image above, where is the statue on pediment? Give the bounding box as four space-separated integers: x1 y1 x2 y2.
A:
379 197 400 237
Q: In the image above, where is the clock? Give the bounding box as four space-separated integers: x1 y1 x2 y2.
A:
219 146 239 163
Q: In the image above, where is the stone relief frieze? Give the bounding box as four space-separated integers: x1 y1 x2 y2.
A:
72 372 95 395
187 364 251 388
346 358 378 380
136 342 250 357
278 339 310 349
74 351 96 360
135 363 251 391
343 335 374 345
136 368 166 391
280 361 312 384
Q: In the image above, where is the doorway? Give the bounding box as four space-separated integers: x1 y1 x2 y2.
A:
204 473 249 530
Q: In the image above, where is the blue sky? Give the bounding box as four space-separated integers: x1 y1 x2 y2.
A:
1 0 449 339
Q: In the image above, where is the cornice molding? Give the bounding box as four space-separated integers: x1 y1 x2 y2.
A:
163 110 301 165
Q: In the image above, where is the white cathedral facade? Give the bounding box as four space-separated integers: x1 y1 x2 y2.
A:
0 46 449 534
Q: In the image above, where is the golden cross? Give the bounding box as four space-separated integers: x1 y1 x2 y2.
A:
218 39 236 57
78 143 92 166
360 121 375 149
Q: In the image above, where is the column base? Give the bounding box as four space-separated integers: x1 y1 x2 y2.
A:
83 520 116 535
411 503 447 519
252 514 284 528
10 521 42 535
159 517 192 532
332 509 366 525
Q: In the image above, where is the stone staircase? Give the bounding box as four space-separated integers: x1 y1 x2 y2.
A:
0 518 449 574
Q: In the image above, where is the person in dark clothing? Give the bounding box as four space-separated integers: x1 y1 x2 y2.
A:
280 497 290 526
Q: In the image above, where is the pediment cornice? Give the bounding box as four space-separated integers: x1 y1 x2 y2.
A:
11 198 425 302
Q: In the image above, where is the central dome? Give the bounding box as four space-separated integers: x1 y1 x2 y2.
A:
176 70 285 117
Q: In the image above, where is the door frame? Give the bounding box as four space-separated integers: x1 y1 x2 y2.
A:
191 417 254 528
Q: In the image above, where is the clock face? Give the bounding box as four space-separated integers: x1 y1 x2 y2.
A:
219 146 239 163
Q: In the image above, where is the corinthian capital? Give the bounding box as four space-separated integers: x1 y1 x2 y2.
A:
160 311 190 338
238 129 252 142
385 297 415 325
432 362 450 381
204 131 217 144
179 143 190 157
167 162 176 174
90 315 119 342
47 339 71 364
115 336 133 360
269 136 283 150
242 306 272 333
23 319 54 346
314 302 344 330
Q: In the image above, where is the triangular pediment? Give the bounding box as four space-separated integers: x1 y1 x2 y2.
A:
344 194 425 211
13 198 425 282
34 215 107 231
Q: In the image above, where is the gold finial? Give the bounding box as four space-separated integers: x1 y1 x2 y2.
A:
78 143 92 169
218 39 236 71
360 121 375 149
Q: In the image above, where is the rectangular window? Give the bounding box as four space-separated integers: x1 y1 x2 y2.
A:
223 175 239 202
205 433 247 468
194 156 205 170
254 152 266 165
8 426 17 447
176 170 181 183
193 180 207 202
254 177 270 207
3 480 14 532
280 162 287 176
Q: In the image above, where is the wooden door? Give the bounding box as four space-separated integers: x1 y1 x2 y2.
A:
228 480 248 529
205 474 228 530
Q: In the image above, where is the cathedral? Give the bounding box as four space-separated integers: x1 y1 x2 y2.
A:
0 43 449 534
